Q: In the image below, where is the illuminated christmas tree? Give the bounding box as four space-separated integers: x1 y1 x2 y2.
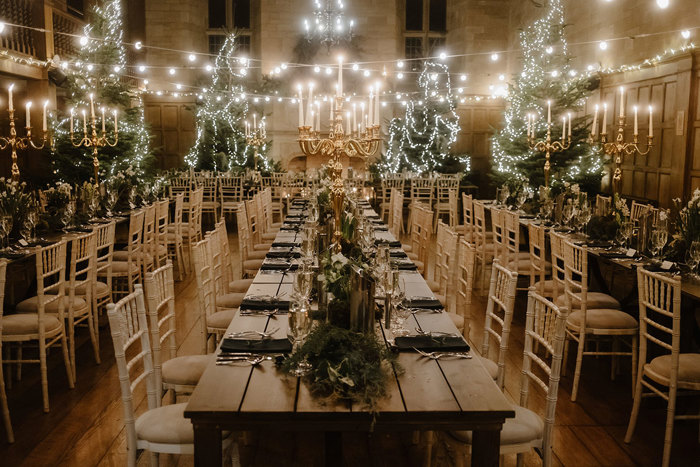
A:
381 62 468 174
491 0 601 191
186 33 275 172
51 0 153 184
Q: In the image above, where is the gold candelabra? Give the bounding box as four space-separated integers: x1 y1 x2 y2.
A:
0 108 49 183
245 116 266 171
590 109 653 195
527 107 571 187
298 96 381 250
69 95 118 185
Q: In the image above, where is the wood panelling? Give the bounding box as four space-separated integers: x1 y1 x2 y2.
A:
455 102 504 193
686 56 700 196
144 99 196 170
596 55 693 207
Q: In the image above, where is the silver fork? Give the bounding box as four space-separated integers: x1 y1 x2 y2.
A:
240 308 280 318
412 347 472 360
227 327 279 339
414 328 459 338
215 355 274 366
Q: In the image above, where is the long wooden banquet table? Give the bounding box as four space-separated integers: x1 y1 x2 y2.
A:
185 201 515 466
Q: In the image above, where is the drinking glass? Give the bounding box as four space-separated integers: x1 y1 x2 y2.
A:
106 188 118 217
516 190 527 211
61 203 75 231
287 300 313 376
562 203 575 229
499 186 510 206
0 215 12 250
690 241 700 275
293 270 314 302
616 221 633 249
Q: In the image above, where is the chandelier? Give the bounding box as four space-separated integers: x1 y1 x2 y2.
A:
304 0 354 49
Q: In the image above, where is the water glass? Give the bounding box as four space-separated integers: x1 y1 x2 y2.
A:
287 300 313 376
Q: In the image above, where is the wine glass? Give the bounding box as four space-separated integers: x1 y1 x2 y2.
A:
562 203 575 229
500 186 510 206
287 299 313 376
128 187 137 209
516 189 528 212
61 202 75 231
0 215 12 250
616 221 633 249
88 193 100 220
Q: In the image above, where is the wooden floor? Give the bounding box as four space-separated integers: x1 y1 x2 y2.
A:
0 227 699 466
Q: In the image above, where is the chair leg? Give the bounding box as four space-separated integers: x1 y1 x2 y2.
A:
88 306 101 365
611 338 618 381
15 343 21 381
562 336 570 377
68 315 77 382
61 332 75 390
423 431 434 467
631 335 638 395
624 372 645 444
0 358 14 443
39 339 50 413
571 333 585 402
661 385 677 467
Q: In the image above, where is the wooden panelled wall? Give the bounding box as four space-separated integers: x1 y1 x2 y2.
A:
589 53 700 207
144 99 196 170
454 102 504 190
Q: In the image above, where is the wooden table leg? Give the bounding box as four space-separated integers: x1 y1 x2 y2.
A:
471 428 501 467
325 431 342 466
193 422 222 467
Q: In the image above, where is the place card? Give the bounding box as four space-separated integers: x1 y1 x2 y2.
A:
661 261 673 270
18 239 28 247
626 248 636 257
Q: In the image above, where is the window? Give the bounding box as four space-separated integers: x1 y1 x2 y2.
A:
233 0 251 29
209 0 226 28
236 35 251 56
428 37 445 56
405 0 423 31
208 34 226 55
67 0 84 18
429 0 446 32
405 37 423 70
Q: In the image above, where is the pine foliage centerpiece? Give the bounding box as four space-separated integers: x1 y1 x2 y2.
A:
491 0 602 192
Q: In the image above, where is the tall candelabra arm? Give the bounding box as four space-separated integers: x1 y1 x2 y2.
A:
27 128 49 150
69 130 92 148
0 136 8 151
104 131 119 148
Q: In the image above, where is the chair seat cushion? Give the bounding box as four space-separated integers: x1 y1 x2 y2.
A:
254 243 272 251
533 280 580 297
426 280 440 292
3 313 63 336
566 308 638 331
207 309 237 330
113 250 154 263
46 281 110 298
16 295 88 315
554 292 620 311
243 259 263 271
135 403 193 445
261 232 277 241
447 311 463 331
477 355 498 380
248 250 268 260
414 259 425 272
162 355 214 386
450 405 543 446
105 261 141 275
229 279 254 293
646 354 700 384
402 244 412 253
216 293 245 309
166 232 183 243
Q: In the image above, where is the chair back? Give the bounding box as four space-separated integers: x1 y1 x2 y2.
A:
188 188 204 239
106 285 159 452
521 288 568 466
35 241 69 321
434 221 458 298
528 222 548 293
168 176 190 199
67 231 97 307
503 210 521 267
192 239 216 353
436 175 459 204
206 227 226 297
94 221 116 290
125 209 146 270
549 231 566 300
380 176 405 206
154 199 169 268
472 200 489 254
562 240 589 323
481 260 518 390
631 200 651 222
142 204 157 272
410 177 435 207
219 175 243 213
461 193 474 240
200 177 219 216
390 189 404 238
143 262 177 405
491 208 506 262
455 238 475 334
246 199 263 246
236 207 253 264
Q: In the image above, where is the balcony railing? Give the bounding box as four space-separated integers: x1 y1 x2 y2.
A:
0 0 36 57
52 9 82 59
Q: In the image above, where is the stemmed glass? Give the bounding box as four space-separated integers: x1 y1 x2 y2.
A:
88 192 100 220
616 221 634 249
105 187 118 217
499 186 510 206
128 187 137 209
562 203 575 230
685 241 700 279
287 299 313 376
516 189 528 212
0 215 12 250
577 203 592 234
61 202 75 231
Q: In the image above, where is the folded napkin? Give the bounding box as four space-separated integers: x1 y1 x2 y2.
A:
220 338 292 353
261 262 299 271
65 227 92 233
266 250 301 259
271 242 300 248
240 297 290 311
286 214 304 219
580 241 613 248
373 226 389 232
0 250 26 259
402 297 443 310
598 251 632 259
394 336 470 352
389 250 408 258
376 240 402 248
391 260 417 270
284 218 303 224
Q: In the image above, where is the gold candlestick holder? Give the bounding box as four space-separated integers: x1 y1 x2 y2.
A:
70 113 118 185
246 124 266 172
528 124 571 188
591 115 653 194
0 109 49 182
298 96 381 251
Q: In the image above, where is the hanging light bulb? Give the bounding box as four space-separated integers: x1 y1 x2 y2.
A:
599 41 608 50
134 41 143 50
79 35 89 46
682 30 691 39
491 53 499 61
656 0 669 8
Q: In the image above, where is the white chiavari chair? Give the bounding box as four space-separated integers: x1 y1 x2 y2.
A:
560 239 638 402
528 222 553 298
200 176 219 223
2 242 74 412
0 260 13 442
625 268 700 467
257 190 279 242
480 260 518 389
107 209 145 300
219 175 244 219
631 200 651 222
433 175 459 231
166 192 187 279
472 200 495 294
236 208 264 278
144 262 213 405
115 203 156 274
457 193 474 241
192 239 237 353
243 200 271 256
92 220 116 314
455 238 475 339
406 177 435 233
180 187 204 271
380 176 405 224
153 199 170 269
32 231 100 381
107 285 234 466
168 176 191 201
595 194 611 216
448 287 567 466
207 226 245 310
215 219 254 293
390 188 404 239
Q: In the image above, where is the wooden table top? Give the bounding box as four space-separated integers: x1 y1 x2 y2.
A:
185 205 514 433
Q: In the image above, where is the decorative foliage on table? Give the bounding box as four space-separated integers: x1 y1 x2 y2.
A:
185 33 275 172
0 178 33 239
40 183 73 231
280 322 399 411
490 0 602 192
668 190 700 262
587 193 628 241
381 62 469 174
49 0 154 186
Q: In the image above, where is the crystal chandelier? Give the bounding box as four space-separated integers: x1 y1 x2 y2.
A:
304 0 354 49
